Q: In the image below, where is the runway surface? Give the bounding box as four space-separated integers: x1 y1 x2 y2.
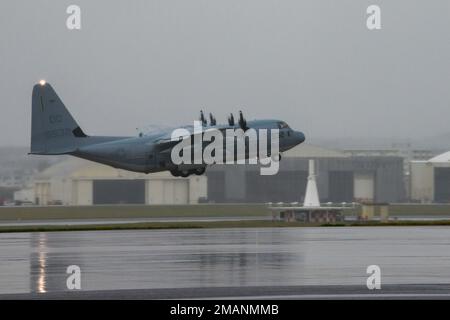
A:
3 284 450 299
0 216 268 226
1 226 450 299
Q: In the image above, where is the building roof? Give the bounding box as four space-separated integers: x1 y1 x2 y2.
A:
34 157 87 179
283 144 348 158
428 151 450 163
34 157 187 180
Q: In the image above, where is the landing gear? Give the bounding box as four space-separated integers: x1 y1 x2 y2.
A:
194 167 206 175
271 154 281 161
170 169 180 177
180 170 190 178
170 167 206 178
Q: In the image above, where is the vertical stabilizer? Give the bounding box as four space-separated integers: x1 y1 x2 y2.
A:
30 81 87 154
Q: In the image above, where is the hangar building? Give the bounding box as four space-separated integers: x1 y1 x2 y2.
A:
33 158 207 205
410 152 450 203
206 144 405 203
30 144 405 205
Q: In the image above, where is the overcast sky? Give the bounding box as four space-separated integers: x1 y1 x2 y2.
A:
0 0 449 147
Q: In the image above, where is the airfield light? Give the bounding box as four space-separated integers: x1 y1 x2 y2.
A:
39 80 46 86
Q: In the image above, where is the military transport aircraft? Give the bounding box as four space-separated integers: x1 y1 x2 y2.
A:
30 81 305 177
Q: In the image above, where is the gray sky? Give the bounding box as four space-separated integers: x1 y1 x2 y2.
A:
0 0 449 147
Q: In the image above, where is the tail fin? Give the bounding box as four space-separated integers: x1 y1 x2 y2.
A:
30 81 88 154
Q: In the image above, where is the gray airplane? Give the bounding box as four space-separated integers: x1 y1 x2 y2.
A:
30 81 305 177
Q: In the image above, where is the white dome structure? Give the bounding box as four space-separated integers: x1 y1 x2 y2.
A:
428 151 450 163
410 151 450 203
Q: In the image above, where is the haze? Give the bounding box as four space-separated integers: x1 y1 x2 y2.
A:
0 0 449 147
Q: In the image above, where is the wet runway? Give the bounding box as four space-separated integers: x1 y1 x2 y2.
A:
0 216 268 226
1 227 450 298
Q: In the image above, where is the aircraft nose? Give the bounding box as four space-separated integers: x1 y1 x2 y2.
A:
294 131 305 144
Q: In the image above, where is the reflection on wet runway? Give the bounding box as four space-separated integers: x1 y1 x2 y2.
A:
1 227 450 294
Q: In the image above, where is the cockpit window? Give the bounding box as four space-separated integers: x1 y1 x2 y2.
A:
278 122 289 129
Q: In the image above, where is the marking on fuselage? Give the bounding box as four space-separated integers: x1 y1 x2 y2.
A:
49 115 62 124
40 96 45 112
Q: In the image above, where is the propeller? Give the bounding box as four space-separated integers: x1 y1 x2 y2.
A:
209 113 217 126
238 110 249 131
228 113 235 126
199 110 207 126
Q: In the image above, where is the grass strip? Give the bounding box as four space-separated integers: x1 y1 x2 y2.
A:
1 219 450 233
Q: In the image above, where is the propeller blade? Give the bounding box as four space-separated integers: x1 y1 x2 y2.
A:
200 110 207 126
228 113 235 126
209 113 216 126
238 110 248 130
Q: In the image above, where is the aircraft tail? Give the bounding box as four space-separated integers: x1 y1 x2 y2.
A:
30 81 88 155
